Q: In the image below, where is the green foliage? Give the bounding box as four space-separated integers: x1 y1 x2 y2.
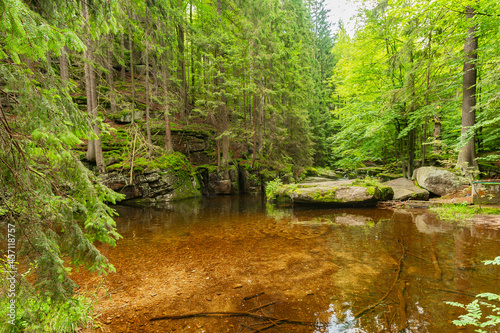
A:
328 0 500 173
0 0 124 330
265 178 287 201
0 288 95 332
446 256 500 332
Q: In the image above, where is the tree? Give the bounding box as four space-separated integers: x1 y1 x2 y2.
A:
457 5 478 174
0 0 122 330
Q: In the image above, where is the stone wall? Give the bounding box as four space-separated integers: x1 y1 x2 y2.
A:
101 170 201 205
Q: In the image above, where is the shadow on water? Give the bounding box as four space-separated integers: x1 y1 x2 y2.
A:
76 195 500 332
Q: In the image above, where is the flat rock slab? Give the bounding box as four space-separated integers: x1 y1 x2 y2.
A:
301 177 337 183
276 179 394 207
383 177 429 201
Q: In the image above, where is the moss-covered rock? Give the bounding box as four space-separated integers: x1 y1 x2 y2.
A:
101 152 201 203
269 179 394 207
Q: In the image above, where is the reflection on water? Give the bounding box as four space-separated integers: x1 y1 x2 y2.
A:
84 195 500 332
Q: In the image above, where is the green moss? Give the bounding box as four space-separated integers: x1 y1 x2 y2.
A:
377 185 394 200
312 188 338 202
107 151 193 179
378 173 403 181
170 123 215 138
305 167 319 176
169 177 202 201
366 186 376 196
195 164 218 173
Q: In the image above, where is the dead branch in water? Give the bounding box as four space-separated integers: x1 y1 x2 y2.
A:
248 302 275 313
244 292 265 301
354 239 406 318
149 310 326 326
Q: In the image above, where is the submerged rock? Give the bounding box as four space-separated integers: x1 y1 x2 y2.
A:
383 177 429 201
413 166 462 196
271 179 393 207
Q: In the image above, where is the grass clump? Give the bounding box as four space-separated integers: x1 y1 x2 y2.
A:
430 203 475 222
431 203 500 223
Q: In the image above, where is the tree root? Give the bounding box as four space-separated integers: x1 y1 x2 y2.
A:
397 280 407 331
149 310 326 327
354 239 406 318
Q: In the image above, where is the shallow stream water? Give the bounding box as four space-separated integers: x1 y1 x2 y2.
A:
77 195 500 332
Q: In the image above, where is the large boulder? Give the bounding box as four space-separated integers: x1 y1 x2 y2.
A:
413 167 461 196
271 179 394 207
383 177 429 201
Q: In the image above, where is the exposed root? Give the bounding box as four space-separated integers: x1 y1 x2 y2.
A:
354 239 406 318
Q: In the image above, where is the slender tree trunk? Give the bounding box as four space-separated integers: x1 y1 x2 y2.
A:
160 24 173 153
152 55 159 97
129 28 136 123
120 34 126 81
177 22 187 122
106 34 117 114
422 29 432 166
251 93 258 169
407 130 415 179
216 0 229 167
433 114 441 152
457 5 478 175
84 48 95 162
163 71 173 153
145 41 152 152
83 1 104 172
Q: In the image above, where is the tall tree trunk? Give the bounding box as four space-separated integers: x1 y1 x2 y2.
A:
457 6 478 175
433 115 441 152
145 41 152 153
251 93 258 169
162 67 173 153
106 34 117 114
422 29 432 166
120 34 126 81
83 1 105 173
129 29 136 123
407 130 415 179
177 21 187 122
152 55 159 97
217 0 229 167
84 49 95 162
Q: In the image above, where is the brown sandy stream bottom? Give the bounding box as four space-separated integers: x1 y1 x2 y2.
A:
74 195 500 333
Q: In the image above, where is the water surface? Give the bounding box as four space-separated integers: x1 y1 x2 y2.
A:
77 195 500 332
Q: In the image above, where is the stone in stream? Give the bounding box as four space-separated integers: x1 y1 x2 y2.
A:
271 179 393 207
413 166 462 196
383 177 429 201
